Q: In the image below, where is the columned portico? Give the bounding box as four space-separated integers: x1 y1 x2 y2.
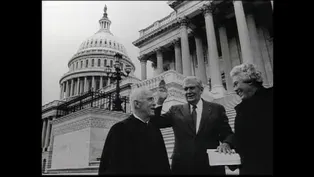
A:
218 25 233 93
156 48 163 75
194 32 207 84
140 57 147 80
202 4 225 94
173 39 183 74
179 17 192 76
233 1 254 63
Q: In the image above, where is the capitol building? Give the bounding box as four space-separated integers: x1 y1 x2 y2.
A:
42 1 273 175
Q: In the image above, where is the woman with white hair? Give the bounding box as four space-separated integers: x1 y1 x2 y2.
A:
229 63 273 175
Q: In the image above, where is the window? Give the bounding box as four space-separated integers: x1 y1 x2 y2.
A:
105 40 107 44
104 59 107 67
100 40 102 44
120 63 123 70
86 60 88 67
91 41 93 45
95 40 97 45
109 41 111 45
81 61 83 68
110 60 113 67
92 59 94 67
76 62 78 69
98 59 100 67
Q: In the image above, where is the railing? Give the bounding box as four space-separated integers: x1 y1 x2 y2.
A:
56 88 129 118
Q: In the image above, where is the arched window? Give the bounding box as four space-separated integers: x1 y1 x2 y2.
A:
92 59 94 67
98 59 100 67
100 40 102 45
81 61 83 68
76 62 78 69
104 59 107 67
110 60 113 67
86 60 89 67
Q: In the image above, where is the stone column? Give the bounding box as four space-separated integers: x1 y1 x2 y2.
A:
156 48 163 75
173 39 183 74
100 76 103 89
44 118 51 148
201 4 225 94
179 16 192 76
194 32 207 84
65 80 70 98
69 79 74 97
233 0 254 63
84 77 88 92
76 78 80 95
92 76 95 91
42 119 47 148
139 57 147 80
246 14 268 85
258 27 273 87
219 26 233 93
62 83 65 99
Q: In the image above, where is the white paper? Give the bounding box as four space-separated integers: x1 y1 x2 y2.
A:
207 149 241 166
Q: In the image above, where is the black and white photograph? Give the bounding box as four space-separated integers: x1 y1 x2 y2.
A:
42 1 273 175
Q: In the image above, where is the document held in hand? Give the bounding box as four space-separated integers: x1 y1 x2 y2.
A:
207 149 241 166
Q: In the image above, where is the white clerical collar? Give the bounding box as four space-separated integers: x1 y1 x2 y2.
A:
133 113 149 124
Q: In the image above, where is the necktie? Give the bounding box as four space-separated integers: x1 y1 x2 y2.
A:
191 105 197 132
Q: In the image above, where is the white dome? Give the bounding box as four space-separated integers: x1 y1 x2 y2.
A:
76 30 129 57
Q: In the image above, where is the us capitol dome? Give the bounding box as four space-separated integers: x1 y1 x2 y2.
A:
59 5 139 100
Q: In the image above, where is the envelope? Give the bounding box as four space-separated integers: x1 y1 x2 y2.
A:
207 149 241 166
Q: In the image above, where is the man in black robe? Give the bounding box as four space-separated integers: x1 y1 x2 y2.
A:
98 87 171 175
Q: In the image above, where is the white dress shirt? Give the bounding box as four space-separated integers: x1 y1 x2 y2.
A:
190 99 203 133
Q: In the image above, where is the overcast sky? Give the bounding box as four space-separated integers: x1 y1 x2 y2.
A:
42 1 174 105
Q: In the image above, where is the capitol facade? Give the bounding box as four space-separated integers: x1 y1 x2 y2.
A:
42 1 273 175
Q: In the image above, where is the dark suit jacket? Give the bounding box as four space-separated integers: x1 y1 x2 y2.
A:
98 115 171 175
152 99 233 175
231 87 273 175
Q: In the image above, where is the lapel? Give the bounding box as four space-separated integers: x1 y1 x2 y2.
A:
197 99 213 135
180 103 196 136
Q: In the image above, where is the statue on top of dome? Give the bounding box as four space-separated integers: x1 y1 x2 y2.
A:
104 5 107 14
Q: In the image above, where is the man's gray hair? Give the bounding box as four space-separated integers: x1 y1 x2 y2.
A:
182 76 204 89
230 63 263 84
130 87 151 113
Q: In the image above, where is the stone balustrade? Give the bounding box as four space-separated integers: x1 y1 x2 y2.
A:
140 12 177 37
132 70 185 90
42 100 63 111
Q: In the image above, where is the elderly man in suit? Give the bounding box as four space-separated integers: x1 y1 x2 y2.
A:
152 76 234 175
98 87 171 175
229 63 273 175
